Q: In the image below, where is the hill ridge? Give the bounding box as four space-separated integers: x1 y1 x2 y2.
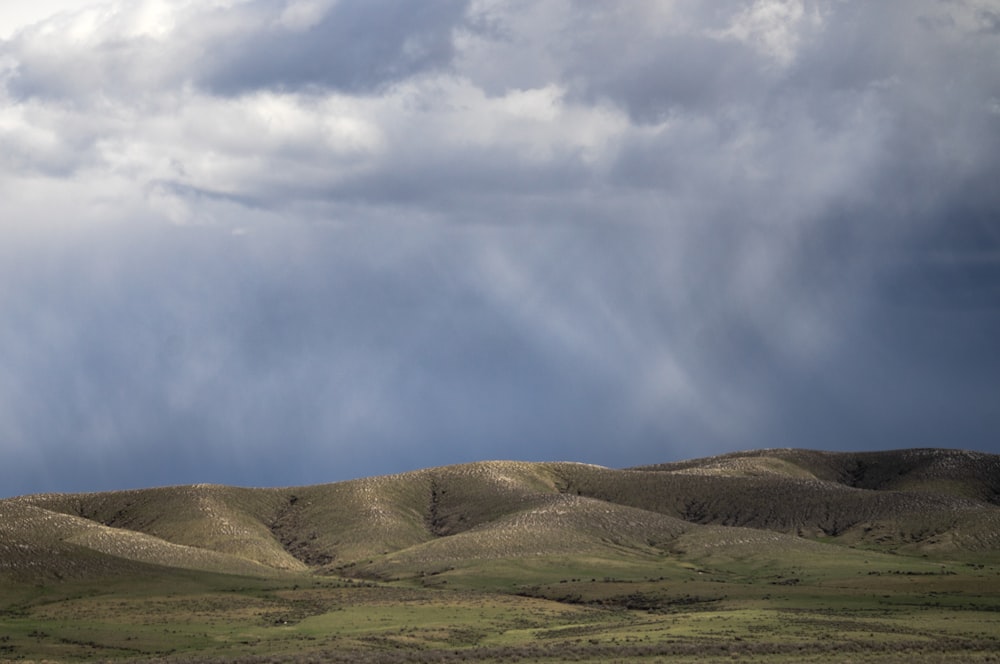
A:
4 448 999 584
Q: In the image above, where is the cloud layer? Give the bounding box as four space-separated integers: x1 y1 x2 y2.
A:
2 0 999 496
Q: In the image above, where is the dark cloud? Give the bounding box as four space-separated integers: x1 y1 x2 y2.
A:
1 0 998 497
559 17 766 122
199 0 469 95
0 221 649 495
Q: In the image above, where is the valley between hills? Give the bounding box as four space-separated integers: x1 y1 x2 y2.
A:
2 447 1000 663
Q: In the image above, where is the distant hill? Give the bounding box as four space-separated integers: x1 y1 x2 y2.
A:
4 448 999 584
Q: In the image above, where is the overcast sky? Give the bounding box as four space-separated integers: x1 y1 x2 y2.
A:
2 0 999 497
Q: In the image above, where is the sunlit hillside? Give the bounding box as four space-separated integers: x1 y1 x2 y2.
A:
4 448 1000 584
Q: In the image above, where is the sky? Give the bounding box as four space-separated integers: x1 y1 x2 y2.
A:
1 0 999 497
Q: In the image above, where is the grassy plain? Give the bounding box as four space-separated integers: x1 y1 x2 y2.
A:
3 551 1000 663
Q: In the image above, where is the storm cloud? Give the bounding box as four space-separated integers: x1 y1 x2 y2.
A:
1 0 998 497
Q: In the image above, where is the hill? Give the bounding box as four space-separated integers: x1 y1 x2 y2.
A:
3 448 999 584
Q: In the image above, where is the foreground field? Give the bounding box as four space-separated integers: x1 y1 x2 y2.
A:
2 552 1000 663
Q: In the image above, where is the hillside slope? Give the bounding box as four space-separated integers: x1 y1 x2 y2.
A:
0 500 285 582
4 448 999 583
576 449 1000 552
17 485 306 571
637 448 1000 503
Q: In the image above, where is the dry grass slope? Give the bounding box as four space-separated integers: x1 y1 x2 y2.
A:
357 492 694 579
0 501 281 582
638 448 1000 503
17 485 306 570
612 448 1000 551
3 448 999 585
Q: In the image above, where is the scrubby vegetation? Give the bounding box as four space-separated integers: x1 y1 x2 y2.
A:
2 448 999 662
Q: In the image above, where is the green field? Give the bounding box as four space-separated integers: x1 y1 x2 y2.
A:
3 550 999 662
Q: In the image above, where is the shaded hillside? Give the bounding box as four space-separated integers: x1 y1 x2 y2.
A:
560 449 1000 552
4 448 1000 584
637 448 1000 504
552 464 994 544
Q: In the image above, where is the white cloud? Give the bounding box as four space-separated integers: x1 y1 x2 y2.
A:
278 0 339 31
711 0 817 67
0 0 101 39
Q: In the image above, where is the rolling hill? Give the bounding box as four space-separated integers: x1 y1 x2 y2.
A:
3 448 1000 585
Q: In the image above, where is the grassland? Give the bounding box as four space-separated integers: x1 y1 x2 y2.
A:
2 448 999 662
